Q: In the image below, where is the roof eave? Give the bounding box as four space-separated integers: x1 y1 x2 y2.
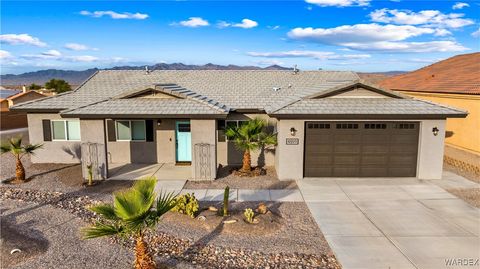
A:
60 113 228 119
269 113 468 119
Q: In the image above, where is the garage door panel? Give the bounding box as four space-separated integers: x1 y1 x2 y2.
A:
305 155 333 165
335 144 361 154
361 155 389 165
304 121 419 177
332 167 359 177
334 155 360 165
362 145 389 154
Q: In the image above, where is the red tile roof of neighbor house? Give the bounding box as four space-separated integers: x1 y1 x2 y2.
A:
379 52 480 95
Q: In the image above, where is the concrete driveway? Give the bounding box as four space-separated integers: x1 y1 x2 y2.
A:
298 172 480 269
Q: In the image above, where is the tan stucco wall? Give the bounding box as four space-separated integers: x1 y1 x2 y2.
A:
217 113 277 167
400 92 480 155
27 113 81 163
275 119 447 180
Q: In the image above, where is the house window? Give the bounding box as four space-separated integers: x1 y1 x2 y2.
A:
364 123 387 129
394 123 416 129
336 123 359 129
307 123 330 129
51 120 81 141
217 120 248 142
116 120 146 141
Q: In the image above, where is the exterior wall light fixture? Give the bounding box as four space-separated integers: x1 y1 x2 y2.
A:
432 127 439 136
290 127 297 136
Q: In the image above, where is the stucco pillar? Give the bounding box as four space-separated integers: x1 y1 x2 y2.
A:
417 119 446 179
80 119 108 179
276 119 305 180
190 119 217 180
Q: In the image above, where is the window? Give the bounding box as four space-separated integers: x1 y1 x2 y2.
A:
365 123 387 129
307 123 330 129
51 120 81 141
394 123 416 129
336 123 358 129
217 120 248 142
116 120 146 141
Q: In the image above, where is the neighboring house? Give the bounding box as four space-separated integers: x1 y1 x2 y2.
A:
380 52 480 175
11 70 466 180
1 89 47 130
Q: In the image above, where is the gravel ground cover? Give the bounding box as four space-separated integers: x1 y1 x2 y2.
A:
0 187 340 269
446 188 480 208
185 166 297 190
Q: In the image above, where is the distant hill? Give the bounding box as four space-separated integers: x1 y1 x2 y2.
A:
379 52 480 95
358 71 407 84
0 63 292 85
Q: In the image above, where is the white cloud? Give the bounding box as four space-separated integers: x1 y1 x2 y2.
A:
288 24 435 44
64 43 98 51
369 8 474 28
268 25 280 30
452 2 469 9
434 28 452 36
248 50 371 60
0 34 47 47
341 41 468 53
218 19 258 29
0 50 13 59
42 50 62 57
176 17 209 27
80 10 148 20
233 19 258 29
305 0 370 7
472 27 480 38
253 59 285 66
64 55 99 62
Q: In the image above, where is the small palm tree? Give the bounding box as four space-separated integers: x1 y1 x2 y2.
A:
0 137 43 183
82 178 176 269
225 118 277 172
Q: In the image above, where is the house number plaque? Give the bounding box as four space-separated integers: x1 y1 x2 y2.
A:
286 138 299 145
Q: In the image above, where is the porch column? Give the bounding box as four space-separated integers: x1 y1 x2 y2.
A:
190 119 217 180
80 119 108 179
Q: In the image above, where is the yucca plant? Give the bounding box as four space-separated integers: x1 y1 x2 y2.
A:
82 178 177 269
225 118 277 172
0 137 43 183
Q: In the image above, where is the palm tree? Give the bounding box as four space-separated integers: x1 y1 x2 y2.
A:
82 178 176 269
225 118 277 172
0 137 43 183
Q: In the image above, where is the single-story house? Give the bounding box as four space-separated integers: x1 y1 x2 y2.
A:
11 70 467 180
1 90 47 130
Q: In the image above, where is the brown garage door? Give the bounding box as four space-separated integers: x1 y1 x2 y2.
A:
304 122 419 177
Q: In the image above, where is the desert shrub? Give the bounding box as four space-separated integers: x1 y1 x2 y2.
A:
244 208 255 223
171 193 199 218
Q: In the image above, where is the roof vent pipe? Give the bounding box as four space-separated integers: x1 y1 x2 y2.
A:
293 64 299 74
145 66 151 75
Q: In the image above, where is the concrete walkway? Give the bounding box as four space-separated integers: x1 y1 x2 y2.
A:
298 173 480 269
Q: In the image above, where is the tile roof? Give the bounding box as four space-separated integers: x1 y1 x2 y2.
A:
271 98 467 118
61 98 227 118
379 53 480 95
12 70 359 113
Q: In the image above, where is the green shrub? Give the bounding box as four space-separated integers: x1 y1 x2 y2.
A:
244 208 254 223
171 193 199 218
223 186 229 216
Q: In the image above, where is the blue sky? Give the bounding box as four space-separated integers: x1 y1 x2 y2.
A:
1 0 479 74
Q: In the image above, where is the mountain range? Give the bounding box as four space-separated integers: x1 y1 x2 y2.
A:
0 62 406 86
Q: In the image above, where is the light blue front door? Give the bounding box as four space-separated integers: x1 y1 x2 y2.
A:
175 121 192 162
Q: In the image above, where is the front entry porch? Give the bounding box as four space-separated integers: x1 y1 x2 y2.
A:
108 163 192 180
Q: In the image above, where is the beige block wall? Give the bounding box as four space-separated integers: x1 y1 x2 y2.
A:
276 119 447 180
27 113 81 163
217 113 277 167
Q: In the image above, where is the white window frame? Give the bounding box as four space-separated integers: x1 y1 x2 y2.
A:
51 120 81 141
115 120 146 142
224 120 248 141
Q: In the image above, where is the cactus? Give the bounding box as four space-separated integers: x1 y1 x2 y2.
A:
244 208 254 223
223 186 229 216
171 193 199 218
